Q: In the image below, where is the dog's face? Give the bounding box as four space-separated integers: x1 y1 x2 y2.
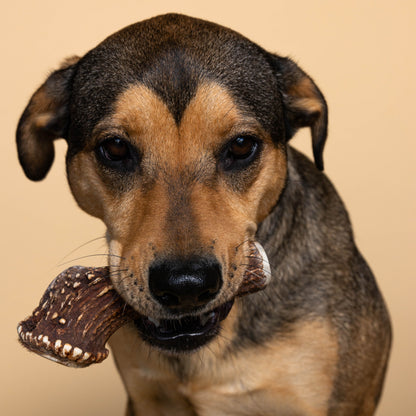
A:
17 14 327 353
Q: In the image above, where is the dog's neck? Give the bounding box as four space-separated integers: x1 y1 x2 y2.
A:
257 146 354 274
221 146 357 351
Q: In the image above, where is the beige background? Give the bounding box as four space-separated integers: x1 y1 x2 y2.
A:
1 0 415 414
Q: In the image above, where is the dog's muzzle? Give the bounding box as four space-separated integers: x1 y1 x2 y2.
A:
136 255 225 352
134 242 270 353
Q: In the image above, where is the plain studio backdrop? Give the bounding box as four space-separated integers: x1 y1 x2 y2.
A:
1 1 414 415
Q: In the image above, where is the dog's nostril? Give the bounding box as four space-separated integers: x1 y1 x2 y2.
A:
159 293 180 307
149 257 222 311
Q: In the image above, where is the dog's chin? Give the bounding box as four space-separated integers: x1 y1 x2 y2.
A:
133 300 234 353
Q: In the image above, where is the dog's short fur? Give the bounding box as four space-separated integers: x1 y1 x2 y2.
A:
16 14 391 416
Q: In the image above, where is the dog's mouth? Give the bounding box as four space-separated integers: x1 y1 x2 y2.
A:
132 241 270 353
133 300 234 352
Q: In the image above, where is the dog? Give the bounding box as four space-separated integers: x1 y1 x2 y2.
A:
16 13 391 416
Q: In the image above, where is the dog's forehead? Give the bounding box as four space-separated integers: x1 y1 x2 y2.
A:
69 14 282 146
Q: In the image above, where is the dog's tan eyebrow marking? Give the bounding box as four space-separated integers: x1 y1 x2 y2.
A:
107 81 263 165
101 81 264 159
110 83 176 145
180 82 265 140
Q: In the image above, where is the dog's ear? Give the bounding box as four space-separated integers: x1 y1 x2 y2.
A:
271 56 328 171
16 56 80 181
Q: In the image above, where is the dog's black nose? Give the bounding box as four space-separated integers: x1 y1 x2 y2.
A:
149 257 222 311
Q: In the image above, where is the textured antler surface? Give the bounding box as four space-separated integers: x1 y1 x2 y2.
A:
18 266 134 367
237 242 271 297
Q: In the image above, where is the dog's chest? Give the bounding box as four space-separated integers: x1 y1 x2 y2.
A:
110 321 337 415
121 357 287 416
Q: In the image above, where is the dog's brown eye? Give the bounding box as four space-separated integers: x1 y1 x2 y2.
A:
221 136 260 171
229 137 257 159
96 137 137 172
100 138 129 161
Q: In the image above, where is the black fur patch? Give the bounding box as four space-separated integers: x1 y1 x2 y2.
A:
142 49 200 124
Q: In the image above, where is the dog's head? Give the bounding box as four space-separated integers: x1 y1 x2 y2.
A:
16 14 327 353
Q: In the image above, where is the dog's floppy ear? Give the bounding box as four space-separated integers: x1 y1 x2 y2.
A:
16 56 80 181
271 56 328 171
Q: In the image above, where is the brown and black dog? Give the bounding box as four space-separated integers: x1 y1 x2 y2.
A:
16 13 391 416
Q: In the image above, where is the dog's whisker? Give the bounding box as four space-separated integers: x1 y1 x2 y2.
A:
234 238 252 251
115 272 138 284
241 274 268 288
57 253 126 267
239 263 272 276
57 235 107 264
108 270 129 278
242 262 272 274
244 254 271 266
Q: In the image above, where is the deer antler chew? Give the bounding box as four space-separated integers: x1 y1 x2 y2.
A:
17 266 135 367
17 242 270 367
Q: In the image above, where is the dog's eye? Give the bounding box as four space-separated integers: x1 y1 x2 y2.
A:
221 136 260 171
229 137 257 158
96 137 136 171
100 138 129 161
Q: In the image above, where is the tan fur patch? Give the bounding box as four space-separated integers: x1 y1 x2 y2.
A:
288 76 324 116
20 87 54 139
67 151 113 220
110 316 338 415
17 87 58 180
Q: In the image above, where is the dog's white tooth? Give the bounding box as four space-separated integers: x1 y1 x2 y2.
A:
254 241 272 283
148 316 161 327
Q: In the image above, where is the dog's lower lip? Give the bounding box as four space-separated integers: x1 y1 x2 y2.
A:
134 300 234 351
